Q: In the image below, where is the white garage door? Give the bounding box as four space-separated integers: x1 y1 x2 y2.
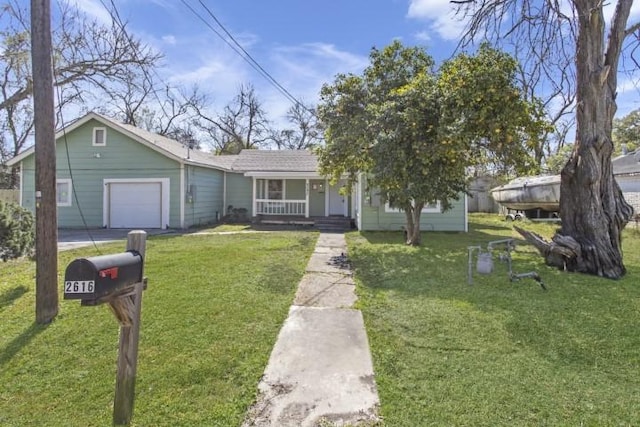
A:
109 182 162 228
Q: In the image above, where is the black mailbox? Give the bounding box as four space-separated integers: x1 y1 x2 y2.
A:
64 251 143 302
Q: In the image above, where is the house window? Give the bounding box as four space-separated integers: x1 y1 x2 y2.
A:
57 179 72 207
93 127 106 146
384 200 441 213
268 180 283 200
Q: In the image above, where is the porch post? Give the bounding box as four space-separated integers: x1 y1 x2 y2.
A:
305 179 310 218
324 179 329 216
252 177 257 218
343 180 348 217
222 171 227 216
179 163 185 229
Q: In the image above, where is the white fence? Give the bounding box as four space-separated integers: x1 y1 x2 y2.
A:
256 199 306 216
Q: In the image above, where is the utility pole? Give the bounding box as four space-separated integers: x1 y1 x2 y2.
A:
31 0 58 324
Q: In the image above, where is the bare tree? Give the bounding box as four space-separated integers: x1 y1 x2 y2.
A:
102 77 204 148
193 83 272 154
454 0 637 278
272 102 323 150
0 0 161 180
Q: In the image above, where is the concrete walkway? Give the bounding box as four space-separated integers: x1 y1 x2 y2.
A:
243 232 380 427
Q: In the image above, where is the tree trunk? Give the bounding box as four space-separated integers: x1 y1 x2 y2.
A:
550 0 634 278
404 203 423 246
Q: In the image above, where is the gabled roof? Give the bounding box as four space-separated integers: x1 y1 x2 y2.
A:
6 112 321 175
230 149 318 173
6 112 231 170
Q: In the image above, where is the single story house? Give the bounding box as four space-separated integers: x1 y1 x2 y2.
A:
7 112 468 232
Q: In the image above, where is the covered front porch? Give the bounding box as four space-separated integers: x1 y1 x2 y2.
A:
249 174 351 219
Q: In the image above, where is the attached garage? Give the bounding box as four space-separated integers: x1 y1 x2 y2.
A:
103 178 170 229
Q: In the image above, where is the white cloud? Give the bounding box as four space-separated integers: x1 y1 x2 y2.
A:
414 31 431 42
407 0 452 19
604 0 640 23
618 77 640 95
270 43 368 96
167 53 250 105
259 43 369 125
161 35 176 45
69 0 112 24
407 0 466 41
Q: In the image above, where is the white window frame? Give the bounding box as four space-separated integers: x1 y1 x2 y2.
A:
93 127 106 146
57 179 72 207
384 200 441 214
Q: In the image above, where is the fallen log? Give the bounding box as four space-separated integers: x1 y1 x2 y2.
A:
513 225 577 270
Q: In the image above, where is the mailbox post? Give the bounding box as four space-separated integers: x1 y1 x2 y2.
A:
64 230 147 426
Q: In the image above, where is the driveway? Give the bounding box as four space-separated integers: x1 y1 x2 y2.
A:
57 228 179 251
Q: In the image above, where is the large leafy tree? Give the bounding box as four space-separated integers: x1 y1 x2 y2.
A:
612 108 640 155
439 44 547 177
318 41 544 245
454 0 637 278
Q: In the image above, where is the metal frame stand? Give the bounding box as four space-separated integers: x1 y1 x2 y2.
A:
468 239 546 290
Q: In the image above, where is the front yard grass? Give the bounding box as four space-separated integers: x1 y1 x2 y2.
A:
349 214 640 426
0 231 317 426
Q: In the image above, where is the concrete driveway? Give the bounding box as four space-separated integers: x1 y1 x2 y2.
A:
57 228 178 251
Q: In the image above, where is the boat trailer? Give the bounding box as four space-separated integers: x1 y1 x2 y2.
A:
467 239 547 290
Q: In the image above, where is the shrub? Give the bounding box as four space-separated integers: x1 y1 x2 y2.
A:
0 201 34 261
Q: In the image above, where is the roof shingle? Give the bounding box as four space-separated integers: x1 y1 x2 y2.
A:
230 149 318 172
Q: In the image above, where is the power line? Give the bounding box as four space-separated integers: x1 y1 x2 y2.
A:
100 0 178 123
180 0 314 115
195 0 307 109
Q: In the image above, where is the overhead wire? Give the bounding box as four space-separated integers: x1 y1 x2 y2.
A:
50 0 192 250
41 0 319 249
179 0 314 115
100 0 179 123
194 0 309 111
52 77 103 254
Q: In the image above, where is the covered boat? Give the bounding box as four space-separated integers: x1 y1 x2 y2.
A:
490 175 561 212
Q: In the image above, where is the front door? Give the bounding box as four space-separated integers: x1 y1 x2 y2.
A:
328 181 345 216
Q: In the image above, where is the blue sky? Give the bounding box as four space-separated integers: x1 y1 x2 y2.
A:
68 0 466 124
70 0 640 127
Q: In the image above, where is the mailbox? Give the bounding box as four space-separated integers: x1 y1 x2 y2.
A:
64 251 143 302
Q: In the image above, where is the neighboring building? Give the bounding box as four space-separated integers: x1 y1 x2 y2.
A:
613 149 640 216
467 175 500 213
7 112 467 232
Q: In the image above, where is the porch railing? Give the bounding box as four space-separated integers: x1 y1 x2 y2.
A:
256 199 307 216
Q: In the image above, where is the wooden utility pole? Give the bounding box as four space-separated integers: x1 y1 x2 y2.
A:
30 0 58 324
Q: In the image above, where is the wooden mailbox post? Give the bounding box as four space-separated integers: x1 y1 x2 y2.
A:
63 230 147 426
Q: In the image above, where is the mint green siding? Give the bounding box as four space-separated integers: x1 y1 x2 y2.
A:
184 165 224 227
51 119 179 227
225 173 253 216
357 178 467 232
285 179 305 200
16 118 232 229
19 155 36 213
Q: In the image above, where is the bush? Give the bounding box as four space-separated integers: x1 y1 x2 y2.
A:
0 201 34 261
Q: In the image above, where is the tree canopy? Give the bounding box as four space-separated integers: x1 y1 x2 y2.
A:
318 41 546 245
612 108 640 155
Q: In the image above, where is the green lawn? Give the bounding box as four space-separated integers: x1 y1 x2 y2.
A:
0 231 317 426
349 214 640 426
